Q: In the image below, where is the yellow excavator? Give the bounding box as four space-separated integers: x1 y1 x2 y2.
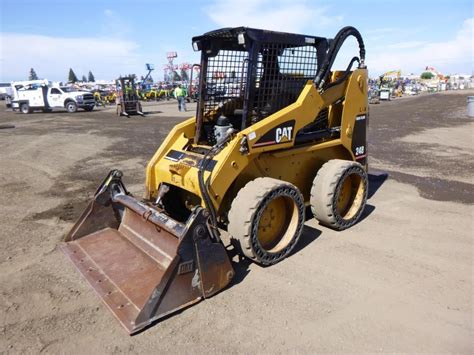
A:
61 26 369 334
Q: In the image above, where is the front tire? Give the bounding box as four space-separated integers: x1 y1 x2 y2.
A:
228 177 305 266
20 103 31 114
311 159 368 230
65 101 77 113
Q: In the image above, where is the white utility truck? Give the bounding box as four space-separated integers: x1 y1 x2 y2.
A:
11 80 95 113
379 87 391 101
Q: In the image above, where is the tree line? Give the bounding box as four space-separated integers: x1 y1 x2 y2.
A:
28 68 96 83
28 67 192 84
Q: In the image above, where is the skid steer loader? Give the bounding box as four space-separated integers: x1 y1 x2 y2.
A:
61 26 369 334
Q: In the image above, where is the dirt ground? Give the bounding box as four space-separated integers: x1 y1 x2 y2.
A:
0 92 472 353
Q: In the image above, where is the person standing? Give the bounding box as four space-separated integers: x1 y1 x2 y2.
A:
174 84 186 112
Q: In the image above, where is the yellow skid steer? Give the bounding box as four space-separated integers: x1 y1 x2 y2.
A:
61 26 369 334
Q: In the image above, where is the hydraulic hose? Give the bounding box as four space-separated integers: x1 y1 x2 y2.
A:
198 147 220 239
197 129 236 241
323 56 360 91
197 140 228 240
314 26 366 90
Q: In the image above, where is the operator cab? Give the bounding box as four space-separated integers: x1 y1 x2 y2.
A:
192 27 329 145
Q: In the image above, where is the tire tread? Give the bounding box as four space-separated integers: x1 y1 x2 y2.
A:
228 177 303 264
311 159 368 230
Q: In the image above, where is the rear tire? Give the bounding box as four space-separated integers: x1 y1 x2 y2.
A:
20 103 31 114
228 177 305 266
65 101 77 113
311 159 368 230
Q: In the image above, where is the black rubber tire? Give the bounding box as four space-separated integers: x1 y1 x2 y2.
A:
20 103 31 114
311 159 368 230
228 177 305 266
84 106 94 112
65 101 77 113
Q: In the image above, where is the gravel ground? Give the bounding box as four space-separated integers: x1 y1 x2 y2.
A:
0 92 472 353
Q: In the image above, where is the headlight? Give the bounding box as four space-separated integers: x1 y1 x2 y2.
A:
76 95 83 100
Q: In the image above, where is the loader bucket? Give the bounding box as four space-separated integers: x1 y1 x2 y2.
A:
60 170 234 334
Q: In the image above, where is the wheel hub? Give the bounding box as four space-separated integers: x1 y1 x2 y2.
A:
257 197 289 250
336 172 365 220
337 177 353 215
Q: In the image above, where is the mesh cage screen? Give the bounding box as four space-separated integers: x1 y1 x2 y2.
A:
252 44 317 122
203 50 248 118
199 42 319 125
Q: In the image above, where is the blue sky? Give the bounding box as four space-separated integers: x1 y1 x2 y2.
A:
0 0 472 81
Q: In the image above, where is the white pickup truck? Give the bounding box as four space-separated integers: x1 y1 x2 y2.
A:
11 80 95 113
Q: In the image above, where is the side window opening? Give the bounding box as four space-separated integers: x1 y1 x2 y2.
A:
278 46 318 78
203 49 248 121
251 44 318 122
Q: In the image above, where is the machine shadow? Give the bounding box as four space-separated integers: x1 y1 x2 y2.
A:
359 203 376 222
368 171 389 199
227 254 252 287
227 223 323 289
290 224 322 255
